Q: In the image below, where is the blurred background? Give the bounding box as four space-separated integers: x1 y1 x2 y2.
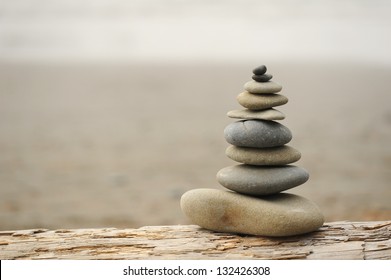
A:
0 0 390 230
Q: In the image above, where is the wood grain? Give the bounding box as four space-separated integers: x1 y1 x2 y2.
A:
0 221 390 260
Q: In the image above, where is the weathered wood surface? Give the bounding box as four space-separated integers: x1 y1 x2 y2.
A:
0 221 390 260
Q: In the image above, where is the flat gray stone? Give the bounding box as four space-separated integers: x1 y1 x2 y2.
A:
226 145 301 165
244 80 282 94
180 188 324 236
237 91 288 110
227 108 285 120
252 74 272 82
224 120 292 148
217 165 309 195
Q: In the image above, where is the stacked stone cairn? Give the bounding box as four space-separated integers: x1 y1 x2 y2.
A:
181 65 324 237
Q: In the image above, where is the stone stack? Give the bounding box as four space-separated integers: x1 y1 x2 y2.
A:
181 65 324 237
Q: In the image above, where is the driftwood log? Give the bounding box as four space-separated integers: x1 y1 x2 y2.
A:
0 221 390 260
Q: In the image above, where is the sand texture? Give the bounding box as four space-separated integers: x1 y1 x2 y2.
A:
0 62 390 230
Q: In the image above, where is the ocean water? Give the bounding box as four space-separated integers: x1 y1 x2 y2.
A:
0 0 390 65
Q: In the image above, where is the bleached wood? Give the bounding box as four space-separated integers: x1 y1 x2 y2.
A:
0 221 390 259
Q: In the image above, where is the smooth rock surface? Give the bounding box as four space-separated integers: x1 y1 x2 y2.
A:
224 120 292 148
180 188 324 236
244 80 282 94
252 74 272 82
252 65 267 75
227 108 285 120
237 91 288 110
226 145 301 165
217 165 309 195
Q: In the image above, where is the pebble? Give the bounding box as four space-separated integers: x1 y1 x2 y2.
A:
226 145 301 165
237 92 288 110
244 80 282 94
252 74 272 82
224 120 292 148
252 65 267 75
227 108 285 121
217 165 309 195
180 188 324 236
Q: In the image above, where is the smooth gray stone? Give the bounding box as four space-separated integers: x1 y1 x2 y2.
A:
224 120 292 148
244 80 282 94
180 188 324 236
252 65 267 75
237 91 288 110
226 145 301 165
217 165 309 195
227 108 285 120
252 74 272 82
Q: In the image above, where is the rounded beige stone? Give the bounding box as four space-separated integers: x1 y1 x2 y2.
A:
227 108 285 121
237 91 288 110
244 80 282 94
226 145 301 165
180 188 324 236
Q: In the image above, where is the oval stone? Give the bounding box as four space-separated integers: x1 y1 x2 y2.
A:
226 145 301 165
252 65 267 75
237 91 288 110
227 108 285 121
217 165 309 195
244 80 282 94
224 120 292 148
180 189 324 236
252 74 272 82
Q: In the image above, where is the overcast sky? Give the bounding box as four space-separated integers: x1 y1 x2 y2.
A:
1 0 390 65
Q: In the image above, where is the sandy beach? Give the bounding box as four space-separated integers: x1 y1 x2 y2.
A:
1 61 390 230
1 0 391 230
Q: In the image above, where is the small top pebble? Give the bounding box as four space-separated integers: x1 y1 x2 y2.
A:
253 65 267 75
